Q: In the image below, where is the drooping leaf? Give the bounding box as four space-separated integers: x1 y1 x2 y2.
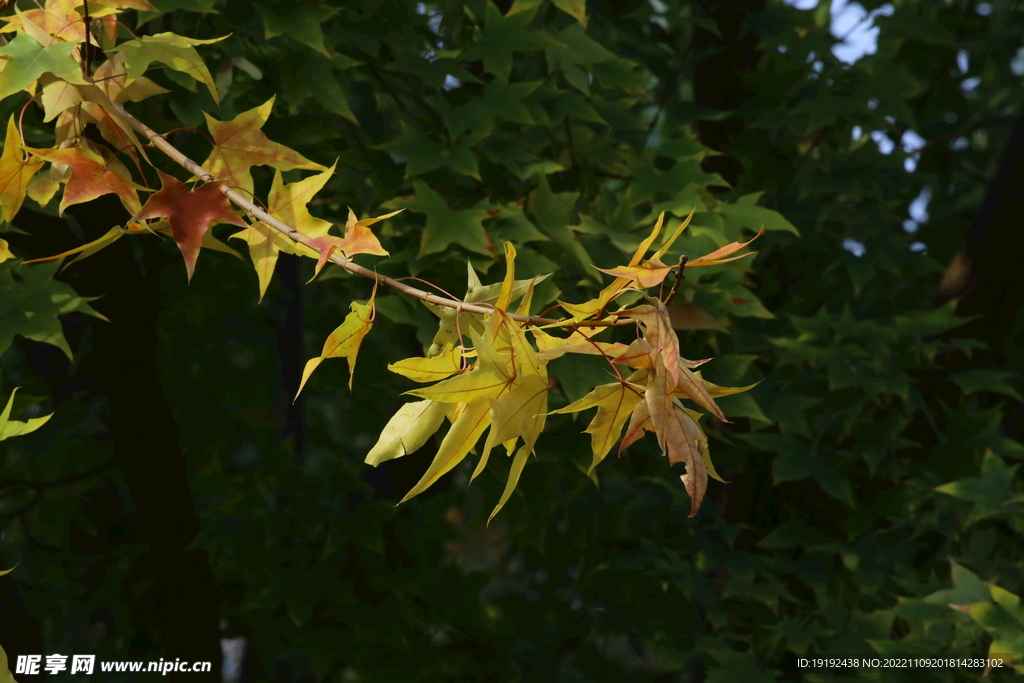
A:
400 398 492 503
296 288 376 394
129 170 247 281
551 381 644 474
23 224 141 266
685 226 764 268
0 115 44 223
388 344 463 383
365 400 447 467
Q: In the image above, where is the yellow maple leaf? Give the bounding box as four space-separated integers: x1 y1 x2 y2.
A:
199 96 327 194
365 400 447 467
550 381 645 475
0 115 43 223
296 286 375 395
388 343 463 383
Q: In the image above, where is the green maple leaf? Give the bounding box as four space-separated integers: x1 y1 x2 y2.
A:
462 2 564 80
0 386 52 442
0 260 106 359
107 32 226 104
430 79 540 139
935 450 1022 524
257 2 338 56
0 33 87 102
545 23 616 95
384 181 492 258
378 124 484 179
279 54 358 121
528 173 593 278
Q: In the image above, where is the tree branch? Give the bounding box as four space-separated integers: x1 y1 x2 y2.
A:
109 102 632 330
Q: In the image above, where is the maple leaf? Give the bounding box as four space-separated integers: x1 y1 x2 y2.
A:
0 2 120 45
552 0 588 26
257 2 338 56
24 222 155 267
595 257 673 288
388 344 463 383
558 210 695 319
107 32 227 104
40 51 166 158
461 1 565 80
383 180 492 258
0 115 44 223
129 170 247 281
296 287 376 395
0 32 87 102
558 211 670 320
616 302 727 421
26 144 146 215
230 165 334 300
396 244 552 521
532 326 628 362
685 226 764 268
304 207 400 281
26 170 59 207
199 97 327 194
0 259 106 359
0 386 53 442
550 380 644 475
400 398 493 503
423 257 548 358
365 400 448 467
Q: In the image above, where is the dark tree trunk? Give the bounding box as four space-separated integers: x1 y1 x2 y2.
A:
936 110 1024 439
8 199 223 679
273 253 305 464
691 0 765 558
692 0 765 189
83 237 223 679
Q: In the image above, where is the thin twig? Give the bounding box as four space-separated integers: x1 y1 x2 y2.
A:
662 255 687 305
107 101 632 329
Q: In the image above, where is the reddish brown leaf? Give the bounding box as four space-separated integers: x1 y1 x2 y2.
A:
130 170 247 281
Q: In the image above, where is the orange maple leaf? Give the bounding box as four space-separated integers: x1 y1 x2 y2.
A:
26 144 146 215
304 207 400 281
130 170 247 281
199 96 327 194
685 226 765 268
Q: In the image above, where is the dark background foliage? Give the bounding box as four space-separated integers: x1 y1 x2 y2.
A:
1 0 1023 681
